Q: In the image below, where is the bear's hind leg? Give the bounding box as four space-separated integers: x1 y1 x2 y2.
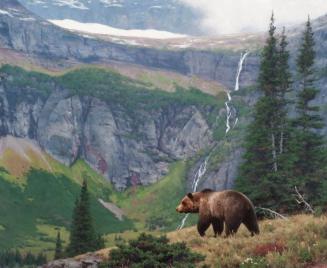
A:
212 218 224 237
242 210 260 236
224 218 241 237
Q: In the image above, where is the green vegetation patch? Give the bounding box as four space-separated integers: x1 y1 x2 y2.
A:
0 64 223 111
58 67 222 111
106 233 205 268
0 168 133 252
111 161 197 231
0 65 53 96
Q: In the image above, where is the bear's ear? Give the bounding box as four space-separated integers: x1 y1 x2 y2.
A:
187 193 193 199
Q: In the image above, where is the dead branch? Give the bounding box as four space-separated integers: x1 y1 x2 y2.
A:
256 207 288 220
294 186 315 214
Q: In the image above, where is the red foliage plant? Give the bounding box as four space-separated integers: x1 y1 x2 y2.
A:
253 241 287 256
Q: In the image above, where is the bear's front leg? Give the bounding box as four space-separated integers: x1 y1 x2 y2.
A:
197 217 211 237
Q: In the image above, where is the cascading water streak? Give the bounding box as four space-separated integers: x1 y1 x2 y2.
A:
235 52 249 91
178 157 209 230
177 51 249 230
225 51 249 134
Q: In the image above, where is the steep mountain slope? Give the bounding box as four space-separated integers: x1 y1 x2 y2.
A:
18 0 203 35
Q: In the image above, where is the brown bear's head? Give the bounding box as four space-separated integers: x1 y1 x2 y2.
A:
176 193 200 213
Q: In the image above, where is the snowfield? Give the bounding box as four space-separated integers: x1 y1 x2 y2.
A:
49 19 187 39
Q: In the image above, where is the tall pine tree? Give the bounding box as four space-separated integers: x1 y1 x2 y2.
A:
54 231 63 260
236 14 280 208
66 179 103 256
292 17 327 206
274 27 297 207
236 15 293 209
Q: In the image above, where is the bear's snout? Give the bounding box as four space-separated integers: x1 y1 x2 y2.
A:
176 205 182 213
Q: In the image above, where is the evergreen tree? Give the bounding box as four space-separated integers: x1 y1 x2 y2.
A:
24 252 36 266
273 27 298 207
236 14 287 209
36 253 47 266
54 230 63 260
14 250 22 266
66 179 103 256
292 17 327 205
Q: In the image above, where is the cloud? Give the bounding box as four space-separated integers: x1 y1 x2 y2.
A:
180 0 327 35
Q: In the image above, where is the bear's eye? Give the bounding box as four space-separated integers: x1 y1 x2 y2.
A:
182 201 186 205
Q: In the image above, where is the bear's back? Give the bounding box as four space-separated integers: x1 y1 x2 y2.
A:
208 190 254 218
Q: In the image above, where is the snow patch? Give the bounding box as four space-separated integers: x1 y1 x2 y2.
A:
99 0 124 7
0 9 13 17
19 17 36 21
52 0 89 9
28 0 89 9
49 19 187 39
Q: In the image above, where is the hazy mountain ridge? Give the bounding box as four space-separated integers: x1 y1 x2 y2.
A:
18 0 204 35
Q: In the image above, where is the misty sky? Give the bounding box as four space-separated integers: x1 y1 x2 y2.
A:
180 0 327 35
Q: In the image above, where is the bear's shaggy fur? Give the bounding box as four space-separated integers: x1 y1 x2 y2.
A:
176 189 259 237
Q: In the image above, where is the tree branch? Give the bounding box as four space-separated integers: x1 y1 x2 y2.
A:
256 207 288 220
271 132 278 172
294 186 315 214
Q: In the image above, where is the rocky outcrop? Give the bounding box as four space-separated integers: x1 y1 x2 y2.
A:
42 248 111 268
185 147 243 192
0 77 213 190
201 149 243 191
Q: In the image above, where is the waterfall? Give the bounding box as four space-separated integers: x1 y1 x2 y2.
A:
178 156 209 230
177 51 249 230
225 51 249 134
235 52 249 91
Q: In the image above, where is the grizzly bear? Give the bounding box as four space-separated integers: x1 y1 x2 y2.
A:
176 189 259 237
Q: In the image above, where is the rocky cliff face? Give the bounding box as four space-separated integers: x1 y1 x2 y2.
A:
0 68 215 190
19 0 203 36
